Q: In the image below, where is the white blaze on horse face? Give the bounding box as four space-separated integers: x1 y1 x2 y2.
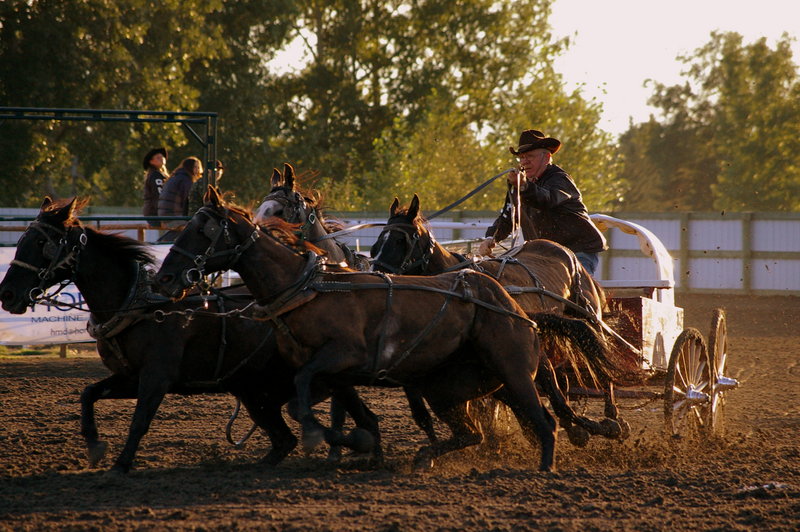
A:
369 233 390 271
254 199 282 223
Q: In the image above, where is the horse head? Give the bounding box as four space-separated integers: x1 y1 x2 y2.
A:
370 194 435 275
156 186 260 299
254 163 313 226
0 197 89 314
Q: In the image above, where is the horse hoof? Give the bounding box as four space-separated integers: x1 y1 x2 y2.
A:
302 428 325 453
87 441 108 467
413 456 434 472
565 425 590 447
107 464 129 477
347 429 375 454
600 418 622 439
617 418 631 440
326 446 344 463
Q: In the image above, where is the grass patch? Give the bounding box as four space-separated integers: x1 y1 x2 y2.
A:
0 344 62 357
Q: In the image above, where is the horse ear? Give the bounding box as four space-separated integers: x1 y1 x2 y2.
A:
389 197 400 217
270 168 282 188
408 194 420 219
40 196 53 210
205 185 223 206
283 163 295 190
51 197 78 223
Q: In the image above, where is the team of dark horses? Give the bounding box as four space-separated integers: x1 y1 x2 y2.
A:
0 164 645 474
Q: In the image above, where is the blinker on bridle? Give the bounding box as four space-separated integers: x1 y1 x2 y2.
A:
372 222 434 275
261 187 318 241
9 220 88 304
168 206 261 288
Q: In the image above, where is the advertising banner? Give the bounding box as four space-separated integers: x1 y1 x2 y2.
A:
0 245 173 346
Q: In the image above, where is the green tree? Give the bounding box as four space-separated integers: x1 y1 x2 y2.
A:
0 0 227 207
282 0 622 212
619 32 800 211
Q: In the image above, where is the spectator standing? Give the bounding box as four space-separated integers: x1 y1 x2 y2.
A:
141 147 168 226
158 156 203 218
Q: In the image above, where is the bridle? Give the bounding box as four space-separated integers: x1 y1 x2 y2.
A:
371 222 435 275
259 187 319 242
10 220 88 303
168 207 261 287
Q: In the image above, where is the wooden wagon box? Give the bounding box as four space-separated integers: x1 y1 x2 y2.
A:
604 292 683 371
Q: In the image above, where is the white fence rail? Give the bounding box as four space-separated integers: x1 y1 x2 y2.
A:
3 209 799 294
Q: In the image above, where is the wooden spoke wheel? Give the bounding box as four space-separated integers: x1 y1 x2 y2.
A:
664 328 713 436
708 308 729 435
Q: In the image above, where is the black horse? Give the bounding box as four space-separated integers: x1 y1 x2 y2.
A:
0 197 380 473
155 189 625 471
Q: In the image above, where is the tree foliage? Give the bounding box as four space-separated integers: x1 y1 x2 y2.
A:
1 0 620 214
618 32 800 211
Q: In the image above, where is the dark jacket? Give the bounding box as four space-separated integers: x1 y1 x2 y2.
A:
485 164 607 253
142 167 168 217
157 168 193 217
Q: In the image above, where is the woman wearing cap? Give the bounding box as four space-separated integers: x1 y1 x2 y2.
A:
477 129 606 275
142 147 168 226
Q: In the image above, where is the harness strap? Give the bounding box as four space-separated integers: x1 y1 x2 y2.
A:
310 279 535 325
371 271 394 380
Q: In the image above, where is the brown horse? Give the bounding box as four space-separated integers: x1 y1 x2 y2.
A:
0 197 380 473
370 195 644 419
253 164 437 445
155 188 624 471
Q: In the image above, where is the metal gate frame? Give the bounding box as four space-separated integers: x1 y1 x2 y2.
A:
0 106 219 189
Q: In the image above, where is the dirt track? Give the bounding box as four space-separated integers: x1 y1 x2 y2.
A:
1 293 798 531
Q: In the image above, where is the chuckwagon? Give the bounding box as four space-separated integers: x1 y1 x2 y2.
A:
577 214 739 436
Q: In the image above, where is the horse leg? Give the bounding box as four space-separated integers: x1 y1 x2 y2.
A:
111 370 172 474
328 387 383 462
79 374 139 467
327 397 347 462
237 391 298 466
412 398 482 470
404 387 438 443
482 338 557 471
536 357 622 442
292 344 366 453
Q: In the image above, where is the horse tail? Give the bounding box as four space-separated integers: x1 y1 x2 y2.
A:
532 312 640 388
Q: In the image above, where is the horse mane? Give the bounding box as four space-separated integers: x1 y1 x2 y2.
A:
284 177 346 234
257 217 326 256
85 228 156 266
40 197 89 227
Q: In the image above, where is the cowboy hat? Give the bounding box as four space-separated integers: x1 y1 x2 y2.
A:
143 147 168 170
509 130 561 155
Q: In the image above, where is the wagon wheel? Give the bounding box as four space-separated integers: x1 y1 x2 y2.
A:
663 328 713 436
708 308 731 435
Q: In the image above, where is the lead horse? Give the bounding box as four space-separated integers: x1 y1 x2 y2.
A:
0 197 380 473
156 188 624 471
